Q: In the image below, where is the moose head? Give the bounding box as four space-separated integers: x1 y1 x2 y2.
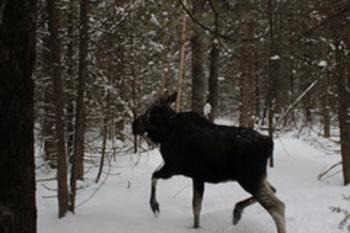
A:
132 92 177 143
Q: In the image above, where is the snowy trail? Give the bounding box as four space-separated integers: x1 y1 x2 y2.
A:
37 137 349 233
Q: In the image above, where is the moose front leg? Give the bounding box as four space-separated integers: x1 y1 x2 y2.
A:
150 163 173 216
192 179 204 228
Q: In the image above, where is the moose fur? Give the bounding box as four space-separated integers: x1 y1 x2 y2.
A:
132 93 286 233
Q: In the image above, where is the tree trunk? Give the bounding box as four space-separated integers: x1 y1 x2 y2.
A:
43 83 57 168
70 0 89 212
208 40 219 122
322 74 331 138
239 20 255 128
96 90 111 183
175 0 187 113
73 0 88 181
0 1 37 232
47 0 69 218
267 0 278 167
66 0 76 162
42 10 57 168
335 39 350 185
191 0 206 115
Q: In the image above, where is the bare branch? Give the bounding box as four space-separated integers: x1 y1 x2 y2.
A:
319 161 342 180
273 77 323 130
291 3 350 45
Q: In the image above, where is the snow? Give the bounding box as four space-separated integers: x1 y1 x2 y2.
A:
203 103 211 117
318 60 328 67
37 135 350 233
270 55 280 61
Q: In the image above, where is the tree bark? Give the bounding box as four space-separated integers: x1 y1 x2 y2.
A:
73 0 88 181
321 74 331 138
238 20 255 128
208 40 219 122
96 89 111 183
66 0 76 161
42 9 57 168
47 0 69 218
335 38 350 185
176 0 187 113
191 0 206 115
0 0 37 232
267 0 278 167
70 0 89 212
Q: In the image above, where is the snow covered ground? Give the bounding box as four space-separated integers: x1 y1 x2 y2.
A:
37 135 350 233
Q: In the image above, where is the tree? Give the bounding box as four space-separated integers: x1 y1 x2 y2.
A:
72 0 89 182
208 40 220 122
335 38 350 185
191 0 206 115
0 0 37 232
70 0 89 212
47 0 69 218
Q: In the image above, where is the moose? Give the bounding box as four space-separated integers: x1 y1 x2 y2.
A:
132 92 286 233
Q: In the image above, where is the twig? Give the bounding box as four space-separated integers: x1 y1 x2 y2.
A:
318 161 342 180
178 0 238 43
36 177 56 182
274 78 322 130
172 184 191 199
290 2 350 45
41 184 57 192
76 156 112 208
42 195 57 199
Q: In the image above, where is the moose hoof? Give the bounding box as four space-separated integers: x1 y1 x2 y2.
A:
233 207 243 225
150 201 160 217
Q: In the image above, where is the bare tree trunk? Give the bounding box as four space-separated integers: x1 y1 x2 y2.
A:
42 13 56 168
239 20 255 128
176 0 187 113
321 74 331 138
208 40 219 122
130 34 138 153
66 0 76 162
335 38 350 185
267 0 278 167
74 0 88 181
43 83 57 168
191 0 206 115
96 89 111 183
0 0 37 231
70 0 89 212
47 0 69 218
254 63 261 123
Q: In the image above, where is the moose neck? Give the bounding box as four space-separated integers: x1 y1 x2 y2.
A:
147 106 176 143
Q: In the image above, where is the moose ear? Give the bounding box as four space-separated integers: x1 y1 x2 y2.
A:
162 92 177 105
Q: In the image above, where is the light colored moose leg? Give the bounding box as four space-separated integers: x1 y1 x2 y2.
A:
255 180 286 233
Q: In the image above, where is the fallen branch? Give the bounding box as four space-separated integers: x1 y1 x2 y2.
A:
36 177 56 182
274 78 322 130
318 161 342 180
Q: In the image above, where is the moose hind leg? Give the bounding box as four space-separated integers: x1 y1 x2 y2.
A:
192 179 204 228
255 180 286 233
233 197 256 225
150 164 173 216
233 182 277 225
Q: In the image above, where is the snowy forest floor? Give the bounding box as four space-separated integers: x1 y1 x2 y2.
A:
37 131 350 233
